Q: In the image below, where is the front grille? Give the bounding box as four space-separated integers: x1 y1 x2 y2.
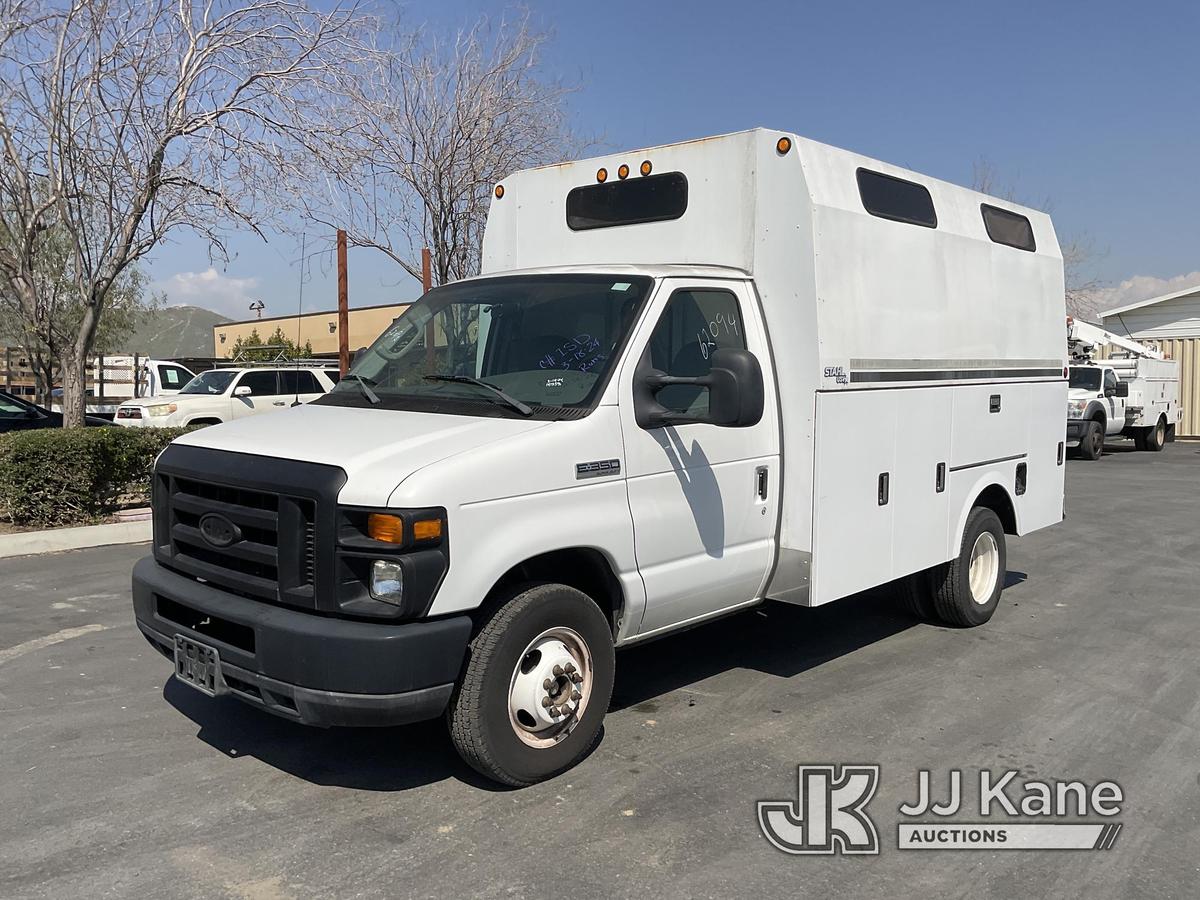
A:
157 472 317 607
151 444 347 613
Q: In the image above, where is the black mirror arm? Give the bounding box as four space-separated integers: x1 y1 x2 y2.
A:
644 372 713 391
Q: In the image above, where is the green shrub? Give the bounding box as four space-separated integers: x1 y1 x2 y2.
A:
0 426 196 527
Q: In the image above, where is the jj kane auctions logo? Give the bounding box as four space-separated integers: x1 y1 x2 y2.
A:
758 766 1124 854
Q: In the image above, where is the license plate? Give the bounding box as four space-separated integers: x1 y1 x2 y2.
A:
173 634 224 696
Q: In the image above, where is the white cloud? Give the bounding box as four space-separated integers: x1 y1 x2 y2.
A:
1094 271 1200 313
154 267 261 318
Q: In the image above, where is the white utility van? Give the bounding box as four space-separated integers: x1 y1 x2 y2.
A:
132 129 1067 786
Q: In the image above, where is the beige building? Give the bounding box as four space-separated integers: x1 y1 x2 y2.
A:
213 303 410 359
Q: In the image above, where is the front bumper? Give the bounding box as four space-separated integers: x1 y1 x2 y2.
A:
1065 418 1087 446
132 556 471 727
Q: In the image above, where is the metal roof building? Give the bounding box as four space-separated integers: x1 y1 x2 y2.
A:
1102 283 1200 436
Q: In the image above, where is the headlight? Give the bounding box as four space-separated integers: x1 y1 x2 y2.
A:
1067 400 1088 418
146 403 177 417
370 559 404 604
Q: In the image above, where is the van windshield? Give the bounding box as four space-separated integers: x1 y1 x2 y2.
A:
1069 367 1102 392
321 274 653 418
180 370 237 395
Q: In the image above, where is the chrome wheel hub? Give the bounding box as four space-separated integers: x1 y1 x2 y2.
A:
508 627 592 748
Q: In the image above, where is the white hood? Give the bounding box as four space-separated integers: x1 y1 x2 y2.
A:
172 403 551 505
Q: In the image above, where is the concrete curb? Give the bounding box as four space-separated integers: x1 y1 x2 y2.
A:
0 521 151 559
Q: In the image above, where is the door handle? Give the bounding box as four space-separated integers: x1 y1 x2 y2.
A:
272 400 286 406
755 466 768 500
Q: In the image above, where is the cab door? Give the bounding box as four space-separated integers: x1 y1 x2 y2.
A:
617 279 780 635
1102 368 1125 434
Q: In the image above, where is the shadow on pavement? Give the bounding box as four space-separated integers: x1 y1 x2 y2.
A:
611 585 919 711
164 679 499 793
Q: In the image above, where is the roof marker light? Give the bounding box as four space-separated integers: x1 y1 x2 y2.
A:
639 160 652 176
494 184 504 199
596 167 608 183
776 136 792 155
618 164 630 180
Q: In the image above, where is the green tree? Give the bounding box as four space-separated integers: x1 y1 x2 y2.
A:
230 326 313 363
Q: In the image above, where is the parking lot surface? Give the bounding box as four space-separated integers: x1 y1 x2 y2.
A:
3 441 1200 899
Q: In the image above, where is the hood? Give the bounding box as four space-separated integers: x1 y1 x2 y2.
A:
1067 387 1101 402
172 403 551 505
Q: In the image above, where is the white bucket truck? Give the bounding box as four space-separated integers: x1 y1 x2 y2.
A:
132 129 1067 785
1066 318 1180 458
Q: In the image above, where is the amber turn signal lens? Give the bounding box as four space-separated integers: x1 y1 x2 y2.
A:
596 167 608 183
776 136 792 155
639 160 652 176
412 518 443 542
617 164 630 180
367 513 404 544
494 184 504 199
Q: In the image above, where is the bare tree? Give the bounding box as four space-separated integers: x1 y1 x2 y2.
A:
306 13 576 289
971 157 1105 320
0 0 366 425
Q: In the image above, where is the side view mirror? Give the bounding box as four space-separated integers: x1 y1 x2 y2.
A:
1114 382 1129 398
233 385 251 397
634 347 765 430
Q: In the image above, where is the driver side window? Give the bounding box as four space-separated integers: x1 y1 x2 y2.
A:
1103 369 1118 395
646 289 746 416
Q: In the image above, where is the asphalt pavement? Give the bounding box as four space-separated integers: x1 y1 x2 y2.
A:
2 440 1199 899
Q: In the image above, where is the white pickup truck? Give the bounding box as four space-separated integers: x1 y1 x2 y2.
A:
1066 319 1181 459
132 129 1067 786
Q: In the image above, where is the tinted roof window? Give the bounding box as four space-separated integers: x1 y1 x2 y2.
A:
566 172 688 231
856 168 937 228
981 203 1036 252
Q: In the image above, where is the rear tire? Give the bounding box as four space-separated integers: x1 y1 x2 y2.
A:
447 583 615 787
1143 417 1166 452
1132 431 1147 451
1077 420 1104 460
929 507 1007 627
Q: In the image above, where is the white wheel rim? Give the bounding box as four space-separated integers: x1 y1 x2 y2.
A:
508 627 593 749
968 531 1000 605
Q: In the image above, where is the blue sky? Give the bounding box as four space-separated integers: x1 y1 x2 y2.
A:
149 0 1200 319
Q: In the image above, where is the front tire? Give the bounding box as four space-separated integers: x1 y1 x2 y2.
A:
929 507 1007 627
447 583 615 787
1077 420 1104 460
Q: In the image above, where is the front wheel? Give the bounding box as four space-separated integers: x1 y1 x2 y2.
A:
929 507 1007 627
1077 420 1104 460
447 583 615 787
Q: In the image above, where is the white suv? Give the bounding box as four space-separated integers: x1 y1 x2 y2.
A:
115 366 340 427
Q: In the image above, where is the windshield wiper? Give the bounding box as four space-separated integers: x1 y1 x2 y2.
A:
423 374 532 416
343 373 380 405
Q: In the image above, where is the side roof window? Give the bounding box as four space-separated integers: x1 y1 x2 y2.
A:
981 203 1036 252
856 168 937 228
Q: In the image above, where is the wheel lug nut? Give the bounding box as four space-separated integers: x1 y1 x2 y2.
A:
565 662 575 673
571 690 581 701
553 664 564 676
571 673 583 683
541 697 552 708
543 677 553 690
549 707 561 717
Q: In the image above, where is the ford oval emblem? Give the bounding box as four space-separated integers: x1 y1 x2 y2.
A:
198 513 241 548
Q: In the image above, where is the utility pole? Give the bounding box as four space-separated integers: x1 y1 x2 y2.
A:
337 229 349 375
422 247 434 371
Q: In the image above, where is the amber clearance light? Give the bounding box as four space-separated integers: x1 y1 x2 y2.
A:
367 513 404 544
596 167 608 183
618 164 630 180
639 159 652 176
412 518 443 542
494 184 505 199
776 136 792 155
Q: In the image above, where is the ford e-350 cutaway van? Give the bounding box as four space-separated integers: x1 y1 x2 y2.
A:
133 129 1067 785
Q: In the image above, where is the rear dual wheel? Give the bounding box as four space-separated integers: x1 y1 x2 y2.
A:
447 583 615 787
1142 417 1167 452
899 507 1006 627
